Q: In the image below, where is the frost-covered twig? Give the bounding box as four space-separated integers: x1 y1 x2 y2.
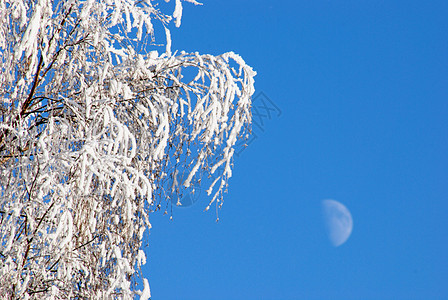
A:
0 0 255 298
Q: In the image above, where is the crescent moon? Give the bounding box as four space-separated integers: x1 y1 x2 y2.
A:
321 199 353 247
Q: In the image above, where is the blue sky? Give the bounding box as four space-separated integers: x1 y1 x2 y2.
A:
144 1 448 299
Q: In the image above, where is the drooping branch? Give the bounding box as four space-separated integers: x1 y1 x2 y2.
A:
0 0 255 298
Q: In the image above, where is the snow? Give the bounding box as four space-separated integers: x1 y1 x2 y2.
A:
173 0 183 27
165 26 172 56
140 279 151 300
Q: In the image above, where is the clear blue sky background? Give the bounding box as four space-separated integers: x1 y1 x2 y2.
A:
144 1 448 299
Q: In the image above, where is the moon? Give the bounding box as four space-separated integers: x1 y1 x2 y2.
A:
321 199 353 247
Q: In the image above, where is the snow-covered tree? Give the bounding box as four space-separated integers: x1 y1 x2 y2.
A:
0 0 255 298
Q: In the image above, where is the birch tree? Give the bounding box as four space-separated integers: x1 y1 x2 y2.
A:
0 0 255 298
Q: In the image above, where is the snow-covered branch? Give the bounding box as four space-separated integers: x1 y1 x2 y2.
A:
0 0 255 298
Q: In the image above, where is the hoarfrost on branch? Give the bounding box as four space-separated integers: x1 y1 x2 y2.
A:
0 0 255 298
